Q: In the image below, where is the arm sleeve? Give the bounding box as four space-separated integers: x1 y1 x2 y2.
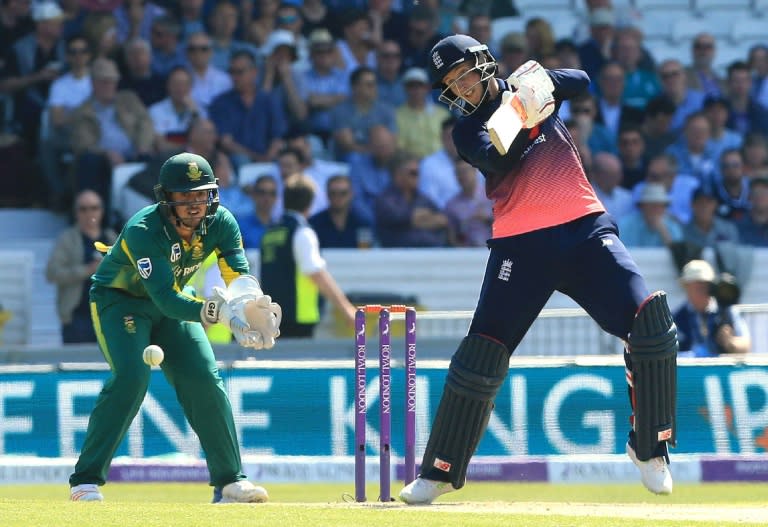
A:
292 226 326 275
122 229 205 322
214 208 250 286
548 69 591 101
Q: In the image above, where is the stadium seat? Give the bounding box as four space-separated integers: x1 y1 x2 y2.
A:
636 13 677 43
649 41 692 66
754 0 768 15
633 0 692 10
111 162 146 221
730 19 768 46
714 43 751 75
513 0 576 10
694 0 750 10
239 162 278 188
490 17 526 44
671 17 730 44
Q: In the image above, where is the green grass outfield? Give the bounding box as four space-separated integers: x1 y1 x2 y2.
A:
2 482 768 527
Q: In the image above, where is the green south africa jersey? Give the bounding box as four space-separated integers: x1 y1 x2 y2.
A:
92 205 249 322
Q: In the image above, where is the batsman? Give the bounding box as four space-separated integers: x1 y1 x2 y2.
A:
69 152 282 503
399 36 678 504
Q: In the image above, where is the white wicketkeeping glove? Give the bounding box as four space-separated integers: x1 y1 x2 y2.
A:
202 286 263 349
241 294 282 350
506 60 556 129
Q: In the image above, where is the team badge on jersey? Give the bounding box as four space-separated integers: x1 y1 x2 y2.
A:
137 257 152 279
123 315 136 334
170 243 181 262
497 259 513 281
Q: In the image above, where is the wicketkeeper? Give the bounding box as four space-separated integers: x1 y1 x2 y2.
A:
69 152 282 503
399 35 678 504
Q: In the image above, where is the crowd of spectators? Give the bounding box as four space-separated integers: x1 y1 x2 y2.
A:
1 0 768 256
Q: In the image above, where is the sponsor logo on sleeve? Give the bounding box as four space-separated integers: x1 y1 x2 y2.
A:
170 243 181 262
433 458 452 472
137 257 152 279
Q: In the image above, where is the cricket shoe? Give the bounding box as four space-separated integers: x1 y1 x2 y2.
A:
214 480 268 503
70 484 104 502
398 477 457 505
626 442 673 495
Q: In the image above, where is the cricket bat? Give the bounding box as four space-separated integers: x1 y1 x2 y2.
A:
487 91 525 156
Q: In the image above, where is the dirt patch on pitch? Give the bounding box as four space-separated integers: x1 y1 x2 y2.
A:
349 501 768 524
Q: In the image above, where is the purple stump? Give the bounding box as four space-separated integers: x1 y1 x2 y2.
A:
354 308 367 502
379 309 392 501
404 308 417 484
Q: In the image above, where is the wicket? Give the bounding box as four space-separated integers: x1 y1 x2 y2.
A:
354 304 417 502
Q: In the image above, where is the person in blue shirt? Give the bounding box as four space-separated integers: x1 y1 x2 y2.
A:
673 259 750 357
309 174 373 248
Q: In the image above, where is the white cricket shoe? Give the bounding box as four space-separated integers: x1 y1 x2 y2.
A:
219 480 269 503
70 484 104 502
398 477 457 505
626 442 673 495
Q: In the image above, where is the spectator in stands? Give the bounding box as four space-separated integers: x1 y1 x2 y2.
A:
300 0 331 38
617 125 647 190
45 190 117 343
210 50 288 169
369 0 408 45
118 37 165 107
399 5 444 72
348 124 397 225
444 159 492 247
683 186 740 251
275 2 308 70
640 95 677 160
336 9 377 80
0 1 65 150
309 173 373 248
595 62 643 138
419 116 464 209
208 1 258 71
577 7 615 82
150 66 204 151
395 67 449 158
555 39 581 70
244 0 279 49
736 176 768 246
69 58 156 219
261 29 308 127
260 172 357 338
666 113 717 185
712 148 750 222
330 66 396 161
613 28 660 110
177 0 206 39
658 59 705 134
495 32 527 79
703 95 742 165
148 15 185 80
590 152 634 221
570 91 616 155
184 117 248 219
618 183 683 248
41 33 93 209
749 44 768 110
467 13 494 57
673 259 750 357
375 150 449 247
283 127 343 212
376 39 405 107
185 31 231 112
741 132 768 178
684 33 724 98
725 61 768 138
300 28 349 144
524 18 555 63
634 153 699 225
0 0 34 52
115 0 165 44
240 174 279 249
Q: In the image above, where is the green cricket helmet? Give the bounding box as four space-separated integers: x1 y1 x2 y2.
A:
154 152 220 231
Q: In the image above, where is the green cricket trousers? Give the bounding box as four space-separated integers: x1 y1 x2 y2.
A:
69 287 246 488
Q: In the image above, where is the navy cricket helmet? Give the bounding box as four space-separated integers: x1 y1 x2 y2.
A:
428 34 497 116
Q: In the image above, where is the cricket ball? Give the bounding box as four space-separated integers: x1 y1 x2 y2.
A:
143 344 164 366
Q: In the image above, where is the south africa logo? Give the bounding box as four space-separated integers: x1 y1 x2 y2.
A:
187 162 202 181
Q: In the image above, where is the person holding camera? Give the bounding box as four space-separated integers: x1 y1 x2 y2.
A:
673 259 751 357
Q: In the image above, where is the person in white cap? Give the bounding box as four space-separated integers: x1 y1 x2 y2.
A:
618 182 684 247
261 29 307 125
395 66 450 158
673 259 750 357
